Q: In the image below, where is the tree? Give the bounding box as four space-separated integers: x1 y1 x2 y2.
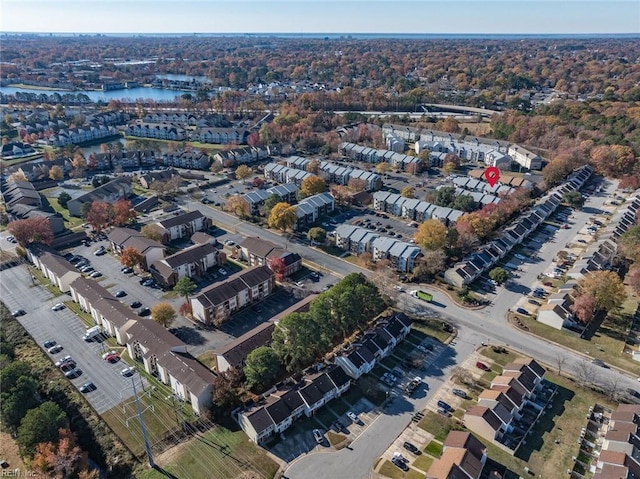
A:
453 194 477 212
578 270 627 313
234 164 252 182
400 186 415 198
433 186 456 207
8 171 27 182
555 352 568 376
85 201 111 232
49 165 64 181
575 359 595 387
443 153 460 173
306 159 321 175
489 267 509 285
174 277 197 303
92 175 111 188
212 368 242 412
299 176 327 198
179 302 192 317
151 302 176 328
571 293 596 324
267 256 287 282
71 154 86 178
58 191 71 208
32 428 87 478
307 227 327 244
263 194 282 216
120 247 144 269
626 265 640 296
411 250 446 282
376 162 392 175
562 191 585 209
17 401 68 457
141 224 163 242
347 178 367 192
224 195 250 218
7 217 54 247
0 375 38 431
618 226 640 262
243 347 281 390
268 202 297 232
112 199 137 226
415 219 447 250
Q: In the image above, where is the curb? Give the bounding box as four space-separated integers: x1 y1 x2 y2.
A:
420 283 488 311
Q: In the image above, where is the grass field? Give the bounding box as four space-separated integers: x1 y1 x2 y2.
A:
410 318 454 343
46 194 85 229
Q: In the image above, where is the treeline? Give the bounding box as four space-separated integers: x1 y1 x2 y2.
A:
0 302 136 477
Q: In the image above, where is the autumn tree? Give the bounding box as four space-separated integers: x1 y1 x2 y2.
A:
85 201 112 232
17 401 68 457
626 265 640 295
347 178 367 192
268 202 297 232
151 302 176 328
112 199 137 226
578 270 627 313
400 186 415 198
571 294 596 324
212 368 243 413
32 428 88 478
49 165 64 181
174 277 197 303
267 256 287 281
306 159 321 175
8 171 27 182
120 247 144 269
543 158 572 187
7 217 54 247
376 162 392 175
307 227 327 244
415 219 447 250
443 153 460 173
71 153 86 178
224 195 250 218
411 250 446 282
234 164 252 183
244 346 281 391
618 226 640 262
299 176 327 198
141 224 163 242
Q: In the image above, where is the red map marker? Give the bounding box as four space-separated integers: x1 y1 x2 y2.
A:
484 166 500 187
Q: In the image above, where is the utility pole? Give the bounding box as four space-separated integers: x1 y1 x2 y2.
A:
132 376 155 468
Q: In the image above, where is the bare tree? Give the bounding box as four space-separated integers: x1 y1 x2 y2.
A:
555 352 568 376
575 359 595 387
452 367 475 387
602 375 623 401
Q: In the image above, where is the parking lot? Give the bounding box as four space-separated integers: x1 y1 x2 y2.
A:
0 265 143 414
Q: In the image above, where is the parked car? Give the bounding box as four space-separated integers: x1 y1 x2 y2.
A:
475 361 490 371
64 368 82 379
43 339 56 349
52 303 65 311
437 407 451 417
392 457 409 471
347 411 359 423
592 359 607 368
141 278 154 287
55 355 72 367
129 300 142 309
48 344 63 354
138 307 151 317
452 388 467 399
12 309 26 317
224 240 235 246
121 267 133 274
218 268 228 276
114 290 127 298
79 381 96 393
312 429 324 444
515 307 530 315
437 400 453 412
121 366 136 377
403 442 420 454
514 253 526 260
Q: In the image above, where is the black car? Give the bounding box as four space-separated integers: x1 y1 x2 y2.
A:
114 290 127 298
79 381 96 393
392 457 409 471
129 300 142 309
403 442 420 455
43 339 56 349
12 309 26 317
121 267 133 274
64 368 82 379
138 307 151 317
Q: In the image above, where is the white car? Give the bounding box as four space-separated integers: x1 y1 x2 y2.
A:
514 253 526 260
121 366 136 377
347 411 359 423
52 303 65 311
218 268 228 276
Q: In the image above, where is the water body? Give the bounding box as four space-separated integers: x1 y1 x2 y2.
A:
155 73 211 83
0 85 189 102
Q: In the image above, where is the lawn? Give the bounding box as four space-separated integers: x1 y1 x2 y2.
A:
378 460 404 479
411 454 434 472
135 426 279 479
417 411 458 442
479 346 520 367
65 300 96 328
410 318 454 343
46 195 85 229
196 351 216 370
326 431 347 447
424 441 443 457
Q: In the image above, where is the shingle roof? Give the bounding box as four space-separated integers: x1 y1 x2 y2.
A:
216 322 275 369
157 210 204 229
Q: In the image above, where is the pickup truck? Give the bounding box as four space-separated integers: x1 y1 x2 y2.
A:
410 290 433 302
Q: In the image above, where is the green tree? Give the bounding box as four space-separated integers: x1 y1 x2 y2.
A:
243 346 281 390
263 194 282 216
268 202 298 232
563 191 585 209
453 194 477 212
58 191 71 208
618 225 640 262
307 227 327 244
489 267 509 284
0 360 32 392
173 277 197 303
271 312 321 372
433 186 456 207
0 375 39 431
17 401 68 457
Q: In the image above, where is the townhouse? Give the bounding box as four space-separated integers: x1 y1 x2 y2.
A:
236 237 302 277
370 236 422 272
339 142 421 174
272 158 383 191
67 177 133 217
445 165 593 287
212 146 271 168
139 169 181 189
47 125 117 147
91 150 156 172
125 122 188 141
1 141 35 159
239 183 298 215
237 365 351 444
335 224 379 255
264 163 314 186
335 313 412 379
190 265 275 324
9 204 65 235
426 431 488 479
372 191 463 224
2 180 42 208
594 404 640 478
150 243 226 288
452 176 514 197
155 211 208 243
143 112 200 125
160 151 210 170
26 246 81 292
295 193 335 230
107 227 165 270
193 127 249 144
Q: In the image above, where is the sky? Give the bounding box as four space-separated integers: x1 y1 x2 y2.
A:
2 0 639 35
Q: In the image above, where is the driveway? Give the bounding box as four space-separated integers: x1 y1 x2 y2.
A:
0 265 141 414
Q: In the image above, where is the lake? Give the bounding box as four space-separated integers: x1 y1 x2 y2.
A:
0 85 190 102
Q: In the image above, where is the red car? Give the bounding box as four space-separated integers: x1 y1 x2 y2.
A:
476 361 490 371
104 353 120 363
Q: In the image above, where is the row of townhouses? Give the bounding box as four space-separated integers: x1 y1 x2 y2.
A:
25 245 217 415
142 112 225 127
383 124 543 170
467 169 533 189
125 122 188 141
372 191 465 224
88 150 157 171
212 146 271 168
452 175 515 197
339 142 423 173
1 141 35 159
238 313 412 444
444 165 594 287
536 194 640 331
151 241 226 288
593 404 640 478
264 163 314 185
426 431 488 479
295 193 335 230
335 224 422 272
2 180 65 234
240 183 299 215
191 127 249 145
190 265 276 324
464 358 553 453
67 177 133 217
46 125 118 147
233 236 302 277
86 111 130 127
281 157 383 191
